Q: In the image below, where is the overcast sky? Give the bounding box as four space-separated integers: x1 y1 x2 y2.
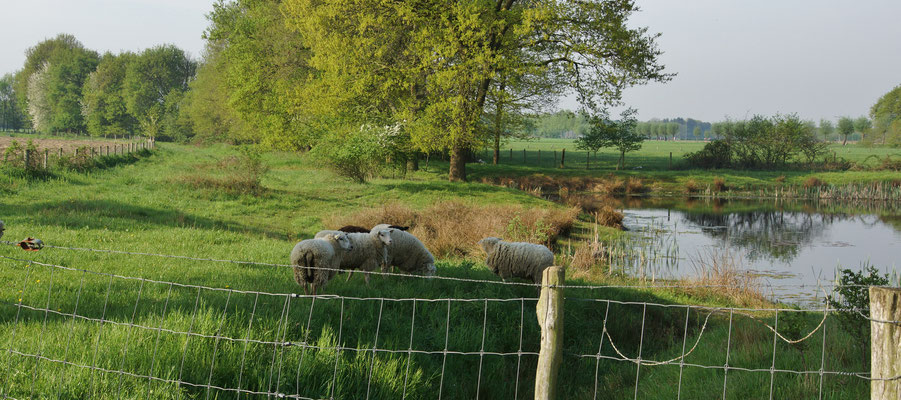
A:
2 0 900 123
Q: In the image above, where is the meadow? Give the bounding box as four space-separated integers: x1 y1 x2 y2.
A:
0 141 877 399
469 139 901 197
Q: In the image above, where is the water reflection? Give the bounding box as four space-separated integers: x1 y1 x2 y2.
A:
617 197 901 306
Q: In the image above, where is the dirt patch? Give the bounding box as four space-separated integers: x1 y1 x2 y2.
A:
0 136 134 155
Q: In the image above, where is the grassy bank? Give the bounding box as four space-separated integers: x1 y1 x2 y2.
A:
0 142 872 398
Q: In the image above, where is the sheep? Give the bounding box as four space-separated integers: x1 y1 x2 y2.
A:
290 232 353 295
477 237 554 284
338 225 371 234
314 228 393 283
371 224 436 276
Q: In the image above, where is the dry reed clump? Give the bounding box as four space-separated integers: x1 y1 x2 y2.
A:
688 248 766 306
322 201 579 258
712 177 728 193
803 176 825 188
569 238 607 272
684 179 699 194
595 206 624 228
774 175 786 183
625 178 647 195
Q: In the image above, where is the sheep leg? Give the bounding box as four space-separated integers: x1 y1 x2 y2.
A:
346 270 354 282
364 272 370 286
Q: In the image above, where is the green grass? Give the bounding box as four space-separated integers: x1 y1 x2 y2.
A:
469 139 901 196
0 142 872 398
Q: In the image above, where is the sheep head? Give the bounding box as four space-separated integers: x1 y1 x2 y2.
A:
329 233 353 251
477 237 501 255
376 229 392 246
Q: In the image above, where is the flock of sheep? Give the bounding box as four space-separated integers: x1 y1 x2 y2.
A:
290 224 555 294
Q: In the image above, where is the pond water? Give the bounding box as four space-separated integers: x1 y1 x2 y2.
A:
614 198 901 306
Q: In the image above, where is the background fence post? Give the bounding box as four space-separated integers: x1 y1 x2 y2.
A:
535 266 565 400
870 286 901 400
560 149 565 168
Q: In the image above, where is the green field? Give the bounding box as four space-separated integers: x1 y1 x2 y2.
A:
0 142 873 398
468 139 901 197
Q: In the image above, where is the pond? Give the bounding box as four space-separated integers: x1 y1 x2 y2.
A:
613 197 901 306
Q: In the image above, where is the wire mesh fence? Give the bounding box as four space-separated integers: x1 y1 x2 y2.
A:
1 241 899 399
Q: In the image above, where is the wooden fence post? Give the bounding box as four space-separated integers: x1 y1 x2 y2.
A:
559 149 565 168
510 148 513 160
535 266 565 400
43 149 48 169
538 149 541 166
870 286 901 399
554 150 557 167
669 152 673 169
523 148 526 164
586 151 590 170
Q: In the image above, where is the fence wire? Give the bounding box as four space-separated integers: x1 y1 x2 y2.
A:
2 243 900 400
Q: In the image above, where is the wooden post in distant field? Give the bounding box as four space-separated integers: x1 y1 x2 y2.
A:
535 266 565 400
560 149 565 168
509 148 512 160
554 150 557 167
106 145 109 156
538 150 541 166
43 149 48 169
523 148 526 164
870 286 901 400
669 152 673 169
586 151 590 170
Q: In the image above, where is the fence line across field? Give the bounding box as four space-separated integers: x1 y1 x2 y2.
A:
0 240 871 294
3 246 900 398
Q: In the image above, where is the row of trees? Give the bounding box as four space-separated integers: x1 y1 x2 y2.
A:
2 34 196 140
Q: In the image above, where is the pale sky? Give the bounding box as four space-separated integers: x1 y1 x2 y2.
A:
2 0 900 123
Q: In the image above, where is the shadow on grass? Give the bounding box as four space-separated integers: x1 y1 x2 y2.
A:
0 198 286 240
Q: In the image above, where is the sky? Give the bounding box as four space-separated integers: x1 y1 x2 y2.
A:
2 0 900 123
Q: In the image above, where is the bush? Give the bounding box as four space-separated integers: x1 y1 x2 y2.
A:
825 265 889 365
803 176 825 188
312 127 385 183
685 140 732 168
713 177 728 192
684 179 699 194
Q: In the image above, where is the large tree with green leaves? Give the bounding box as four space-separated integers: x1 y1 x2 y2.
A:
123 45 196 138
868 85 901 147
818 119 834 141
282 0 671 181
82 52 137 136
182 42 251 144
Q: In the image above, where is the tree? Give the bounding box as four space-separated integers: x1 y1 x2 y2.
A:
123 45 196 138
868 84 901 146
577 109 642 170
818 119 834 141
665 122 679 140
82 52 137 136
0 74 26 131
282 0 671 181
692 126 701 140
853 116 870 137
836 116 854 146
204 0 313 149
14 34 85 128
182 43 251 144
26 63 52 132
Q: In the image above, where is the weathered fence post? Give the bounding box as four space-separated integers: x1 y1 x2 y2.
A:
559 149 565 168
554 150 557 167
669 152 673 169
510 148 513 160
523 148 526 164
586 151 590 170
43 149 48 169
870 286 901 400
535 266 565 400
24 149 31 170
538 149 541 166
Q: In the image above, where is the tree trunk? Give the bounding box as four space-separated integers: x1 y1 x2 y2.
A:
493 137 500 165
449 145 467 182
619 150 625 170
842 135 847 146
406 153 419 172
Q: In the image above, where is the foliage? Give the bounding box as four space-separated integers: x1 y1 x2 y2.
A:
280 0 671 181
81 52 137 136
25 63 52 132
577 109 642 169
311 125 386 183
0 74 26 130
181 43 251 144
867 84 901 147
837 116 854 145
715 114 829 168
685 140 732 169
818 119 835 141
825 265 890 363
123 45 196 139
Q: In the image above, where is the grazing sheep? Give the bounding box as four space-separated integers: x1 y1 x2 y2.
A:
387 225 409 231
371 224 436 276
477 237 554 284
290 233 353 295
338 225 371 234
314 229 393 283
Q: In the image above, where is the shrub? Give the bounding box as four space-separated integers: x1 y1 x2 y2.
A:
803 177 825 188
825 265 889 365
684 179 699 194
774 175 786 183
685 139 732 169
712 177 728 192
311 127 385 183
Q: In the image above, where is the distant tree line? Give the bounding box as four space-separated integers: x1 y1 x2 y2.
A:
528 111 713 141
1 34 196 141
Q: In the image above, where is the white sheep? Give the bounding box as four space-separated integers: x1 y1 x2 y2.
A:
477 237 554 284
290 232 353 295
371 224 436 276
314 228 393 283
